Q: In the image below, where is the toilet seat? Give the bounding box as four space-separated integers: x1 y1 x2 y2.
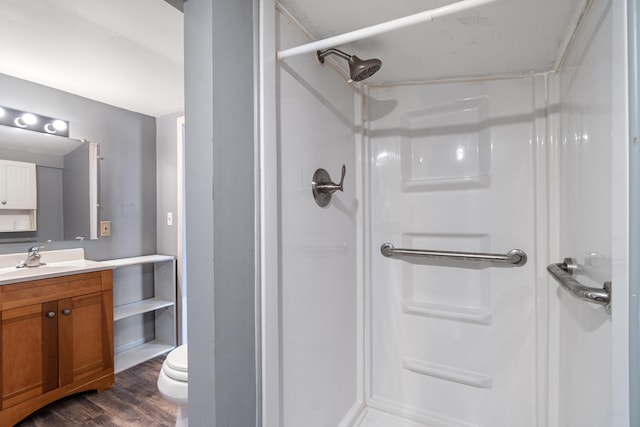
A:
157 345 189 408
163 345 188 382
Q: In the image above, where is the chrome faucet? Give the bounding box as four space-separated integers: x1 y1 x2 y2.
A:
17 245 46 268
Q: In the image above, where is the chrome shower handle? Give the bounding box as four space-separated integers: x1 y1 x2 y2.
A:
315 165 345 193
312 165 346 207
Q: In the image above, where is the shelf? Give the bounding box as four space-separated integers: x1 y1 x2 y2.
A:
114 340 175 373
107 254 177 372
0 210 36 232
104 254 174 267
114 298 175 321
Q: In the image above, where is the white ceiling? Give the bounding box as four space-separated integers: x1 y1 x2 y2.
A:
278 0 588 84
0 0 588 117
0 0 183 117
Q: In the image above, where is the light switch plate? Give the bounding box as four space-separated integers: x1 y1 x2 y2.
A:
100 220 111 237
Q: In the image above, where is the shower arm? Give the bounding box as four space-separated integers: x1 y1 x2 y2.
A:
317 49 351 64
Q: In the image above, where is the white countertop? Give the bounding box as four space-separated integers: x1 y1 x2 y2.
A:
0 248 115 285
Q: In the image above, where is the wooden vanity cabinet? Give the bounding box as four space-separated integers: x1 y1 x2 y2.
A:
0 269 114 427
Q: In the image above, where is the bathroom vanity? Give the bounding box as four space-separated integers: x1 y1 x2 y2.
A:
0 249 114 427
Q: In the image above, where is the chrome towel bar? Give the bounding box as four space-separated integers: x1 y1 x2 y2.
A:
547 258 611 313
380 243 527 266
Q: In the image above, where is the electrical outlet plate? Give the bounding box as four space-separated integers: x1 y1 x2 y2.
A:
100 220 111 237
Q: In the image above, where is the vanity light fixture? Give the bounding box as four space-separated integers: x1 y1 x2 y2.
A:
0 106 69 137
16 113 37 127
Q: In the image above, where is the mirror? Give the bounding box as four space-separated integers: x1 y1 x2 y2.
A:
0 125 98 243
0 1 183 248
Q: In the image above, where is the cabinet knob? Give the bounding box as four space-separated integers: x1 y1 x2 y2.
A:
1 200 5 205
62 308 71 315
46 311 56 318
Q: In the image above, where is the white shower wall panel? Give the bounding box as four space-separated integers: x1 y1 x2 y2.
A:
366 78 542 426
277 9 359 427
547 1 616 425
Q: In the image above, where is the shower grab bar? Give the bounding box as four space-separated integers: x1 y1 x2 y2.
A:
380 243 527 266
547 258 611 313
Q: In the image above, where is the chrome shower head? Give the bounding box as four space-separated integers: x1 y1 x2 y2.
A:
317 48 382 82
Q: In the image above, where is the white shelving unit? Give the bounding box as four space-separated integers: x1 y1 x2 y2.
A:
106 254 176 373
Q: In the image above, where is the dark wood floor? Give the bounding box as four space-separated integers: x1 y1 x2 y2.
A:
15 356 178 427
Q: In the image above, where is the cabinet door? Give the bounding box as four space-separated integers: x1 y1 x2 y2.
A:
58 292 110 386
0 160 37 210
1 301 58 409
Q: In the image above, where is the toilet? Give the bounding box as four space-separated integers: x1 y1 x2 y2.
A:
157 344 189 427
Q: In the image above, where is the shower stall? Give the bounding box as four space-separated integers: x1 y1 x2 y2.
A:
259 0 630 426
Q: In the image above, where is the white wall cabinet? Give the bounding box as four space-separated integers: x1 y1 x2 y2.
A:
0 159 37 209
106 254 176 373
0 159 37 232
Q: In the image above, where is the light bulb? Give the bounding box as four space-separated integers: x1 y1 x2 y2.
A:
21 113 37 125
0 107 5 118
52 120 67 131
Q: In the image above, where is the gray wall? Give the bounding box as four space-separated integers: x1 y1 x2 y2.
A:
63 144 90 240
184 0 257 425
156 111 182 257
0 72 157 260
156 111 185 344
37 166 64 242
0 146 64 168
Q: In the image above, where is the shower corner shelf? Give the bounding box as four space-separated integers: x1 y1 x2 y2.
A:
105 254 177 373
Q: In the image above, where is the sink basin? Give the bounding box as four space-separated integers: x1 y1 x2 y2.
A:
0 264 82 281
0 249 114 285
